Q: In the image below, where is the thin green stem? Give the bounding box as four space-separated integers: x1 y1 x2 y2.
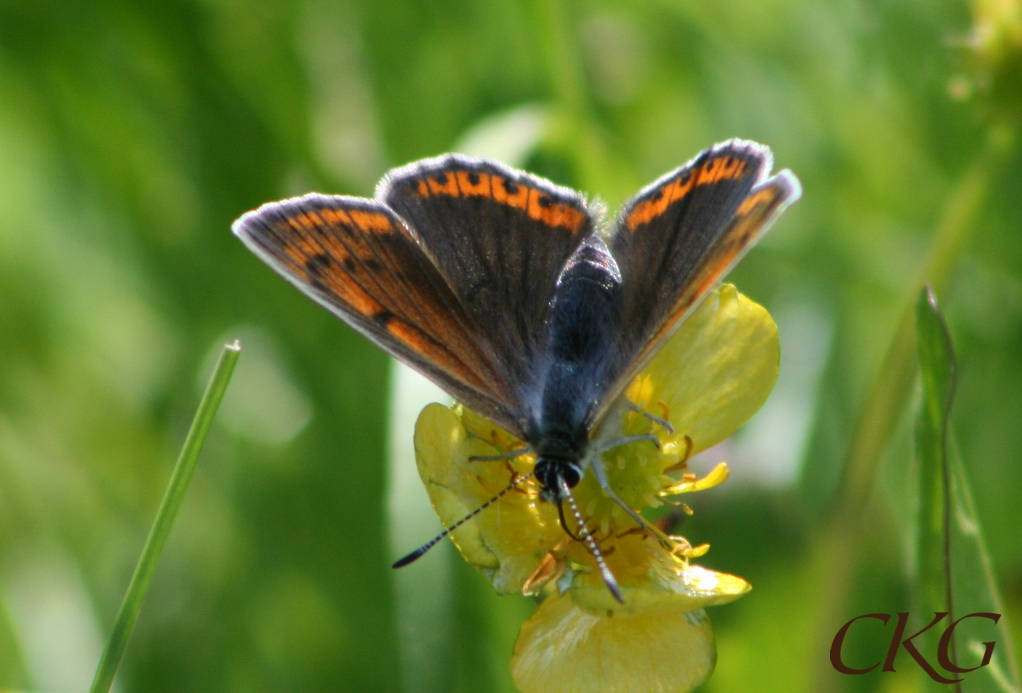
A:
89 341 241 693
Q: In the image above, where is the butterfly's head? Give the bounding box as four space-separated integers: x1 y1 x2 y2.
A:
533 457 583 503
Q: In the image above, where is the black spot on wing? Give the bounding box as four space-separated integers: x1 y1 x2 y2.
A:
307 253 333 276
373 309 395 328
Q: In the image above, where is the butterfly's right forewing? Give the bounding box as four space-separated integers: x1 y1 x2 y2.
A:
591 140 801 427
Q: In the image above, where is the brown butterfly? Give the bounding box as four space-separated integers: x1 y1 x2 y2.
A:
233 139 800 600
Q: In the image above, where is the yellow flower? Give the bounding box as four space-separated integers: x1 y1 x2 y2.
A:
412 284 779 692
512 544 750 693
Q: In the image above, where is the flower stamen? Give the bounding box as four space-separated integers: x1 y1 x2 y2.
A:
663 435 694 473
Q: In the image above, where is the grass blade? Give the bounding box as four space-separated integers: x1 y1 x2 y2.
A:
89 341 241 693
809 124 1016 693
915 288 1021 692
915 286 958 689
946 445 1022 693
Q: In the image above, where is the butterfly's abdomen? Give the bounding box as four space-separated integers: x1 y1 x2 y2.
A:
531 238 622 459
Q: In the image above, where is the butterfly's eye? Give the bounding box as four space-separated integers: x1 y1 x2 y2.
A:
534 459 581 493
560 463 582 489
533 458 554 488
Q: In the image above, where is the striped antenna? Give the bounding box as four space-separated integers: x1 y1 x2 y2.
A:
560 480 624 604
392 472 534 568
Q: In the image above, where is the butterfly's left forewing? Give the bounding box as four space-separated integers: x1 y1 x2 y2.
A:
592 140 801 428
232 193 525 435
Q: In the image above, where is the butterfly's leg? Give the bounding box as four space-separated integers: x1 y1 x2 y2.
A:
587 432 663 525
625 401 675 434
589 453 674 550
469 447 531 463
587 454 650 531
592 434 661 454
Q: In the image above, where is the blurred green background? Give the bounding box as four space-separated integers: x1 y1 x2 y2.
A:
1 0 1020 691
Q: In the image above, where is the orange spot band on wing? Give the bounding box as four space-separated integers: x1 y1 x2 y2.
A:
276 215 331 266
314 269 385 317
720 157 747 181
526 189 586 232
625 156 752 232
625 170 695 231
696 155 747 186
697 157 726 185
456 171 492 197
415 170 583 231
292 212 318 231
386 320 433 352
349 210 393 233
427 173 460 197
300 209 357 264
384 320 486 390
318 208 353 226
491 176 529 209
736 188 777 216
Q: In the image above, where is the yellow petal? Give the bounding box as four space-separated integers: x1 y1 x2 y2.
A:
640 284 779 454
512 532 750 693
676 564 752 606
568 285 776 532
410 285 778 589
413 403 563 593
511 594 716 693
564 531 751 614
660 462 730 496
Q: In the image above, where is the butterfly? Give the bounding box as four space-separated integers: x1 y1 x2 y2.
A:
233 139 800 599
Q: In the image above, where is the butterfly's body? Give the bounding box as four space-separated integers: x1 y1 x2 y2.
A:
233 139 800 589
526 237 623 500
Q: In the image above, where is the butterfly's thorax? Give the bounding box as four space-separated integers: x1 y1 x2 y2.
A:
527 238 622 491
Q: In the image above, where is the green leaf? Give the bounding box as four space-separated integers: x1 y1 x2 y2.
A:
89 341 241 693
914 288 1021 692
